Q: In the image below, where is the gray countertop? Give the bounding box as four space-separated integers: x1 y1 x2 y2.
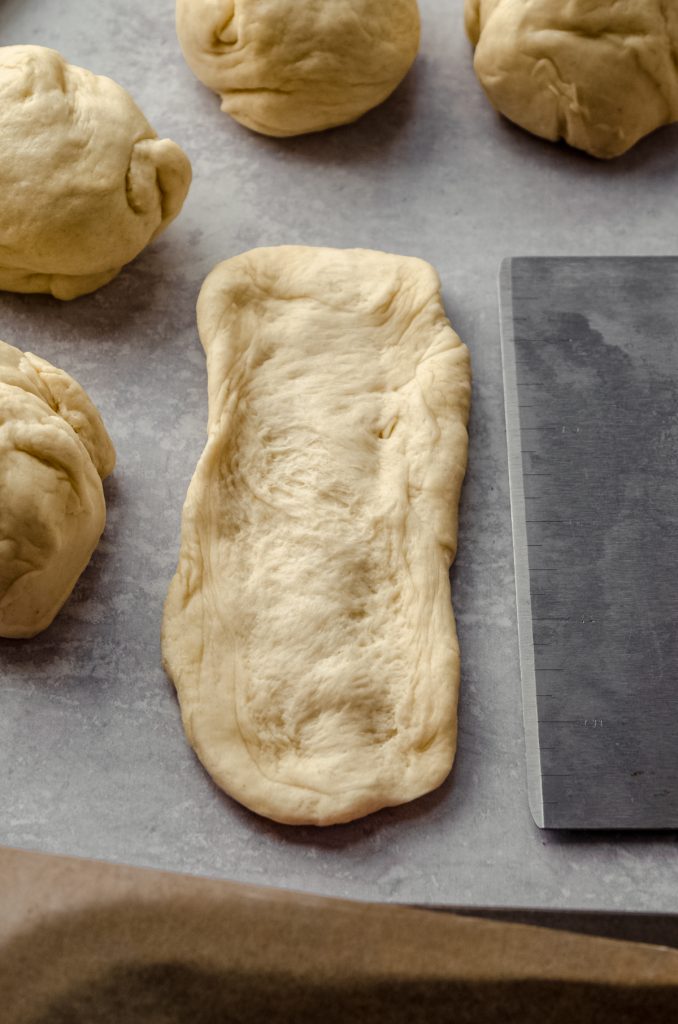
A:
1 0 677 913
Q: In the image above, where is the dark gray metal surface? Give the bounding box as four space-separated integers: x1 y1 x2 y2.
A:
500 257 678 829
448 906 678 950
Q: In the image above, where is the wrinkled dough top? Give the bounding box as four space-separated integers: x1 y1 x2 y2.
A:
176 0 420 135
162 247 471 825
0 340 115 637
466 0 678 157
0 45 192 297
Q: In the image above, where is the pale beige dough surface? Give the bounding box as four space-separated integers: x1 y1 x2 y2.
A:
162 246 471 826
465 0 678 158
0 45 192 299
0 340 115 638
176 0 420 136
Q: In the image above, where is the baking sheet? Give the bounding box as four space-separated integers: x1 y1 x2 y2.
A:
1 0 678 912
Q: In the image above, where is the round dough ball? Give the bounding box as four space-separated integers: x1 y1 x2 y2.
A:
0 45 192 299
465 0 678 158
176 0 421 136
0 340 116 638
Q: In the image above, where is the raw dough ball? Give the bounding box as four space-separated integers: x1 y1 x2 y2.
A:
0 45 192 299
465 0 678 158
162 246 471 826
0 340 115 638
176 0 421 136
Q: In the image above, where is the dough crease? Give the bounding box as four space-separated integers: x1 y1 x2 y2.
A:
0 45 192 298
176 0 421 136
0 340 115 638
466 0 678 157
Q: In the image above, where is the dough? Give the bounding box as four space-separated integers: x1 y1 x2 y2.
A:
465 0 678 158
162 246 471 826
176 0 421 136
0 340 115 638
0 45 192 299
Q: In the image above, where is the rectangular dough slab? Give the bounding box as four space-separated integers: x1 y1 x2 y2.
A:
162 246 471 826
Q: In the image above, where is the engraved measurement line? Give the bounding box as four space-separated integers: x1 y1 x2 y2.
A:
542 772 616 779
542 773 590 778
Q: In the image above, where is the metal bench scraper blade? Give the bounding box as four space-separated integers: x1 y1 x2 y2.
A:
499 256 678 829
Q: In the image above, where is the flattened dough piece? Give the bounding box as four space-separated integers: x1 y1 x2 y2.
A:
465 0 678 158
0 45 192 299
176 0 420 136
162 246 471 826
0 340 115 638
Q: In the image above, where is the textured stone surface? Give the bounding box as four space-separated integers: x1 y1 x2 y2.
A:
1 0 677 911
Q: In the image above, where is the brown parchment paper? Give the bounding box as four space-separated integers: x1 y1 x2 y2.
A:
1 845 678 1023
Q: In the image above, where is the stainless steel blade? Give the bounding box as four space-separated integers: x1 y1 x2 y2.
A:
499 256 678 829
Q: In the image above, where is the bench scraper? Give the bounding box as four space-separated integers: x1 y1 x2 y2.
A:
499 256 678 829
